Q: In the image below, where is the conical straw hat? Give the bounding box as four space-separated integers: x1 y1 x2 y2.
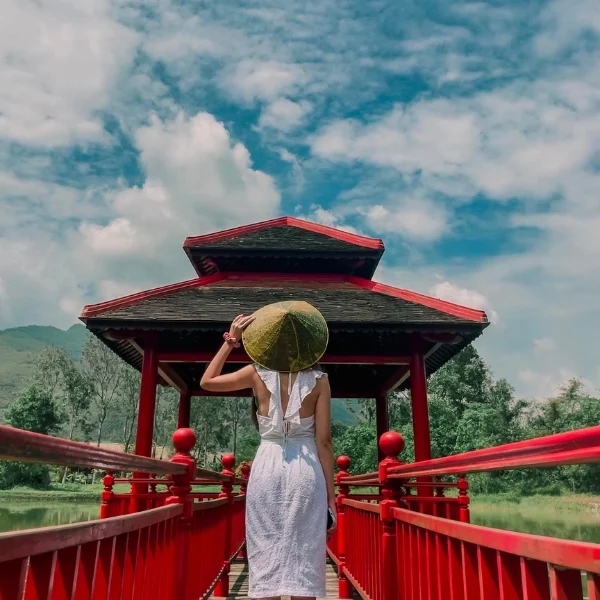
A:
242 301 329 372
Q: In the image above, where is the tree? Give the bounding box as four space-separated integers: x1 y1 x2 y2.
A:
0 385 61 489
31 346 93 441
223 397 249 457
427 345 492 417
153 386 178 459
191 399 229 468
81 336 125 446
120 368 140 453
333 422 378 475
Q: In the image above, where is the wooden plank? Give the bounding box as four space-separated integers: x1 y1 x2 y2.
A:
213 561 349 600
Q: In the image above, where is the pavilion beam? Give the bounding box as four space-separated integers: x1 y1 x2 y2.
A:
128 341 188 393
157 352 410 365
178 389 192 429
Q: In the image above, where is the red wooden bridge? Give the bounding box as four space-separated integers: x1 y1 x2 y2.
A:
1 218 599 600
1 424 600 600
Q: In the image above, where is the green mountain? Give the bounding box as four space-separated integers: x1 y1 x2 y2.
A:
0 324 88 410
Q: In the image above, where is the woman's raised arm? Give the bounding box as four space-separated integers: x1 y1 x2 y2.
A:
200 314 256 392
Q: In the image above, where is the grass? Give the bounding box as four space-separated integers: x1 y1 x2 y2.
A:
471 493 600 514
0 481 224 503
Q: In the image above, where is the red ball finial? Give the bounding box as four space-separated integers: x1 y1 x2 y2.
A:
241 464 250 477
222 453 236 470
172 428 196 453
336 455 351 471
379 431 405 458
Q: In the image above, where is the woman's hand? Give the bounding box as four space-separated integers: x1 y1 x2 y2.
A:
327 498 337 535
228 314 255 342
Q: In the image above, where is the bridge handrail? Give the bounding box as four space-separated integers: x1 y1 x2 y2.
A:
0 424 231 481
393 506 600 574
0 504 183 563
341 424 600 483
0 424 186 476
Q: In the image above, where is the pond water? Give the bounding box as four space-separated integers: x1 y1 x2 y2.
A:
0 503 100 532
1 500 600 546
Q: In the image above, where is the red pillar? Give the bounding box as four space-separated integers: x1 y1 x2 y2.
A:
178 389 191 429
409 335 431 463
132 338 158 512
134 338 159 457
375 393 389 462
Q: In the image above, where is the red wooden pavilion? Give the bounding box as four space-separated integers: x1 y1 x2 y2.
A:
79 216 489 462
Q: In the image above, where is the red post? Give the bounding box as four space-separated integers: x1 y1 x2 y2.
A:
135 337 159 457
335 456 353 600
214 453 235 598
177 389 191 429
458 474 470 523
410 335 433 498
378 431 405 600
165 428 196 600
100 471 114 518
409 335 431 463
375 393 389 462
132 337 159 511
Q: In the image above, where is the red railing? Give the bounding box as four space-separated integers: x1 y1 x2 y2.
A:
330 426 600 600
0 424 247 600
0 505 183 600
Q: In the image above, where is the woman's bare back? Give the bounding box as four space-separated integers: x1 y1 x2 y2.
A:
252 368 325 419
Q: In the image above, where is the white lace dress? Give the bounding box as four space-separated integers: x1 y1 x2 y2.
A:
246 366 327 599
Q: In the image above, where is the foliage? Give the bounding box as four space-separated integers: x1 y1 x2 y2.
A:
331 344 600 500
81 336 125 446
0 385 61 489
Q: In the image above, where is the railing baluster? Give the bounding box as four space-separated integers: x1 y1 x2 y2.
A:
550 567 584 600
436 533 450 600
27 551 56 600
95 538 114 600
447 538 464 600
425 530 438 600
461 542 479 600
109 534 126 600
519 557 549 600
0 557 28 600
496 551 521 600
587 573 600 600
476 547 498 600
73 541 98 600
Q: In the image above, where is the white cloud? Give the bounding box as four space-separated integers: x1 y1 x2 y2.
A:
534 337 557 353
361 199 448 241
221 60 306 103
0 0 138 147
0 111 280 327
258 99 311 131
429 281 499 324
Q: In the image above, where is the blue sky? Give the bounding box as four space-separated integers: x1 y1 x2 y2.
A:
1 0 600 399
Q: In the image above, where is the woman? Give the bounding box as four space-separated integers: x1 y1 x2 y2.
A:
200 307 336 600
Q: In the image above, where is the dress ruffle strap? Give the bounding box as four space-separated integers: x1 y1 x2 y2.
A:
255 366 282 426
255 366 327 426
285 369 327 424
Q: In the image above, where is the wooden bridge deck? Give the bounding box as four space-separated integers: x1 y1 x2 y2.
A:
215 560 342 600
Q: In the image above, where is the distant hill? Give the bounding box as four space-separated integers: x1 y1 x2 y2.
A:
0 324 88 410
0 324 358 424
